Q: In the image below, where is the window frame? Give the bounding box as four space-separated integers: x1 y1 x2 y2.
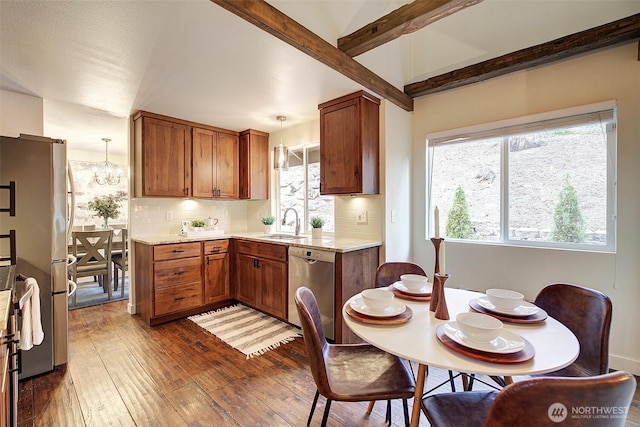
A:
275 142 334 235
426 100 617 253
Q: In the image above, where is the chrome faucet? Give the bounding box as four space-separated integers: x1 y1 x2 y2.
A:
282 208 300 236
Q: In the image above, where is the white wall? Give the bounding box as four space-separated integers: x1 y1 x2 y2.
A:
380 100 413 263
0 90 43 136
411 43 640 374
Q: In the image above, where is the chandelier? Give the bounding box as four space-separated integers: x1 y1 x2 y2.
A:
93 138 121 185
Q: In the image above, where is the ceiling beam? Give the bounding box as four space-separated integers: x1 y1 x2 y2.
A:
338 0 483 57
210 0 414 112
405 13 640 98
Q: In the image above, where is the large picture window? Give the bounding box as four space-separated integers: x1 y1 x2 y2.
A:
277 144 334 233
427 101 616 252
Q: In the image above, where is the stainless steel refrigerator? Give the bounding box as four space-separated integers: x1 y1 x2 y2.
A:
0 134 69 379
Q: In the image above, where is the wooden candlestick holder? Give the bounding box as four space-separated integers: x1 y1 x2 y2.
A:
433 273 450 320
429 237 444 312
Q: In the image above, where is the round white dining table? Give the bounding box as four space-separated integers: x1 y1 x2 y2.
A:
343 287 580 427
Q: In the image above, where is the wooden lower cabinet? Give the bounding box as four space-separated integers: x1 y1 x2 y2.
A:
235 241 287 320
204 240 230 304
135 237 377 334
334 246 379 344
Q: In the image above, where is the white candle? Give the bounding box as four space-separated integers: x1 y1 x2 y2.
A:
440 241 446 275
434 206 440 238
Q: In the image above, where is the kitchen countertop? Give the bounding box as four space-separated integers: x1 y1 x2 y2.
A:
131 232 381 253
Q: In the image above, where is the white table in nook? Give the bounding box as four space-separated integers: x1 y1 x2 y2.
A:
343 287 580 427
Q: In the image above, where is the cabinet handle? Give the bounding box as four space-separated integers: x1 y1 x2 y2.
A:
174 296 186 302
174 271 185 275
172 249 185 253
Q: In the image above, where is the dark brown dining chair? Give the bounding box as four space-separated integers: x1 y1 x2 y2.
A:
422 371 636 427
479 282 613 390
111 228 128 299
374 261 427 289
373 262 464 394
294 287 415 427
534 283 612 377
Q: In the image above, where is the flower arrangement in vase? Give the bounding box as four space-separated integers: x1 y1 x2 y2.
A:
87 194 122 229
261 215 276 234
310 216 325 239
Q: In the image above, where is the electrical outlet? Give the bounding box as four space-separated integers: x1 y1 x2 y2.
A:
357 211 368 224
166 211 173 221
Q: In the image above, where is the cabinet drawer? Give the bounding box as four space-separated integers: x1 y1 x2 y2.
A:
204 239 229 255
154 242 201 261
154 257 202 288
154 282 202 316
236 240 287 262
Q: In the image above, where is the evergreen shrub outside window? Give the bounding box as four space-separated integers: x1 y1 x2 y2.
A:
427 102 616 252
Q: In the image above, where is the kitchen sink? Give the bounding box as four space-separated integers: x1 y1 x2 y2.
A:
260 234 306 240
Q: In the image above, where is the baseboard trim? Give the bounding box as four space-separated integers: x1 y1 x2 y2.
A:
127 301 136 315
609 354 640 376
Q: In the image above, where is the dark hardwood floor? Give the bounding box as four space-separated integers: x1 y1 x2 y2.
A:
17 300 640 426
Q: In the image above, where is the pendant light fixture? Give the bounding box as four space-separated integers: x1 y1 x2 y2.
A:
93 138 122 185
273 115 289 170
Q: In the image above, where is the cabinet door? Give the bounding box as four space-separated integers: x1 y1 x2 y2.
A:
192 127 216 198
216 132 239 199
204 252 230 304
143 117 191 197
236 253 258 306
320 98 362 194
258 258 287 320
239 130 269 200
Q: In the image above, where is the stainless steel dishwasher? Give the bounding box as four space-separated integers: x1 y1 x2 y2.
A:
288 246 336 340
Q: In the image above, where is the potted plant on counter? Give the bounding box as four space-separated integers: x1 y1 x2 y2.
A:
262 215 276 234
190 219 206 232
310 216 325 240
88 194 122 229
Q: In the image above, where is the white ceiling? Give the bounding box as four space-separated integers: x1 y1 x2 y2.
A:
1 0 638 155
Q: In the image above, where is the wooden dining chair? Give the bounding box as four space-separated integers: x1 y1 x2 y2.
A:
70 230 113 305
111 228 128 299
422 371 636 427
295 287 415 427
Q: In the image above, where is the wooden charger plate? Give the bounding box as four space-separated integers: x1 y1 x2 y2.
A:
389 283 432 302
436 323 535 364
345 304 413 325
468 299 548 324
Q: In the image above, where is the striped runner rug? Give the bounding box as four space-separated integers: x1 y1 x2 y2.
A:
188 304 301 358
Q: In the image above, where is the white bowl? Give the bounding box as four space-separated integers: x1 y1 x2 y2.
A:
400 274 429 291
486 288 525 310
361 289 395 312
456 312 503 342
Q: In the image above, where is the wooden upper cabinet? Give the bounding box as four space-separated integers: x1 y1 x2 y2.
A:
239 129 269 200
133 110 240 199
318 91 380 195
192 128 239 199
192 127 238 199
134 114 192 197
